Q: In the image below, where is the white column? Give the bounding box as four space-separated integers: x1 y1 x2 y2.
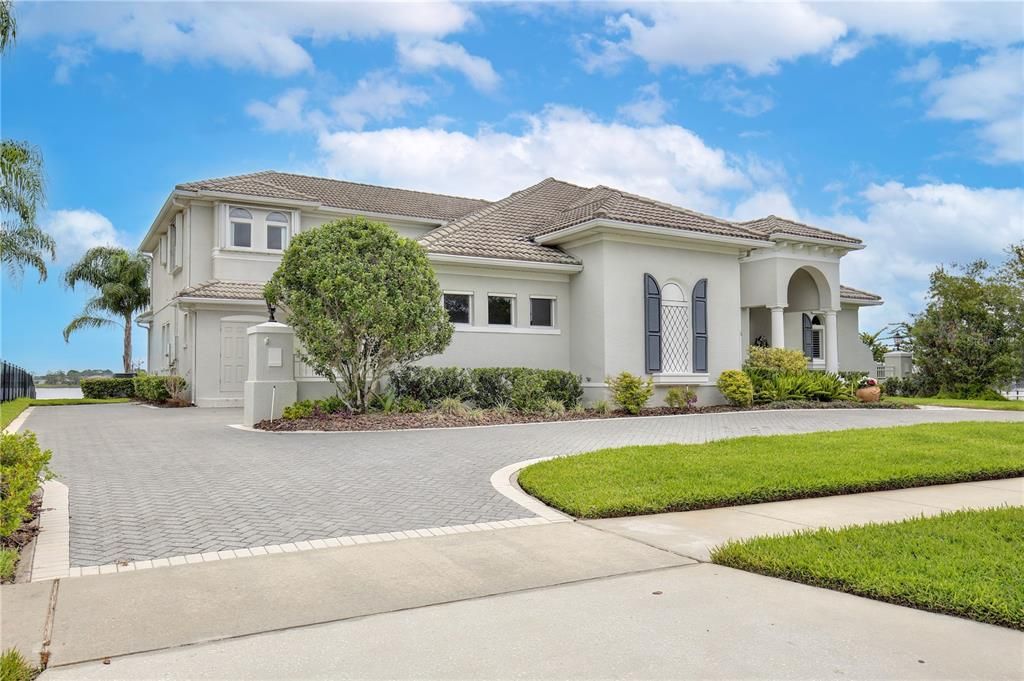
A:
825 310 839 373
770 306 785 348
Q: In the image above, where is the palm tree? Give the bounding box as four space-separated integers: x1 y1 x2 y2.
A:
63 247 151 373
1 0 56 282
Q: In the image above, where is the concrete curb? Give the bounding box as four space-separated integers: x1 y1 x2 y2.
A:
489 457 573 523
3 405 34 434
31 480 71 581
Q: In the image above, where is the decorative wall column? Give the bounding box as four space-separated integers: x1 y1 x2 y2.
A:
770 306 786 349
243 321 298 426
824 310 839 373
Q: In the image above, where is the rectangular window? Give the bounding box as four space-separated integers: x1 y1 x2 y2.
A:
232 222 251 248
159 236 167 265
168 224 177 270
443 293 472 325
530 297 554 327
812 329 823 360
488 294 514 326
267 224 285 251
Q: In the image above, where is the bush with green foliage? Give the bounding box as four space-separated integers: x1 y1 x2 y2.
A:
265 216 453 413
592 399 612 415
510 372 547 412
132 374 187 404
717 370 754 407
665 386 697 410
607 372 654 414
396 396 425 413
281 396 348 420
0 648 37 681
743 346 808 374
748 370 852 403
1 432 53 537
80 376 135 399
435 397 468 416
389 366 582 409
541 398 566 416
388 366 473 405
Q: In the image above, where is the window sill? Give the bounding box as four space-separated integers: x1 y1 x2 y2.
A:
214 248 284 257
454 326 561 336
652 373 710 385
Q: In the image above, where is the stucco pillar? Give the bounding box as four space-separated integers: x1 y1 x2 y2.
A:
824 310 839 373
243 321 297 426
770 306 785 349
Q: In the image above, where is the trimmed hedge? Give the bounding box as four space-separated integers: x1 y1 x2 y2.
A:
388 366 583 408
80 377 135 399
133 374 187 403
1 432 53 537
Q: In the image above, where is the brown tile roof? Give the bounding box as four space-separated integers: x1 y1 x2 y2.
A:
840 284 883 303
177 171 490 222
418 178 591 265
739 215 862 245
534 186 766 241
177 280 265 301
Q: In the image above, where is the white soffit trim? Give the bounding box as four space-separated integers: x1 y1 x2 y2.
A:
535 218 773 249
770 234 865 251
427 252 583 273
840 296 885 307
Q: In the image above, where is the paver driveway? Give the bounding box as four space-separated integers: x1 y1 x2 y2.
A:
22 403 1024 566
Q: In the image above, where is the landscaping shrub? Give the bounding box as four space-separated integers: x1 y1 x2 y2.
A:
592 399 612 415
396 396 425 414
388 366 473 405
282 400 316 420
607 372 654 415
390 366 582 409
470 367 520 408
436 397 468 416
743 346 808 374
537 369 584 408
370 391 399 414
510 372 547 412
665 386 697 410
717 370 754 407
0 432 53 537
282 396 348 420
132 374 187 404
541 398 566 416
80 376 135 399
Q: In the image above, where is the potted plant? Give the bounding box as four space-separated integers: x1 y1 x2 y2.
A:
856 376 881 403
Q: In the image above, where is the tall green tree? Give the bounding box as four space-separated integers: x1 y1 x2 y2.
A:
908 252 1023 397
0 0 55 282
63 247 151 374
265 216 453 412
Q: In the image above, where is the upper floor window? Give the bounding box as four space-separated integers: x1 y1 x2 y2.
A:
443 292 472 325
266 211 289 251
168 222 177 270
230 207 252 248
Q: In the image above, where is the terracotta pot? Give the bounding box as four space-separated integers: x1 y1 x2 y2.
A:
856 386 881 403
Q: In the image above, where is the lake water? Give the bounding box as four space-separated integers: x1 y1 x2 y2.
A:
34 387 84 400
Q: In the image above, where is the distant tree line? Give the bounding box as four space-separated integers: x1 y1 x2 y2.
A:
33 369 114 386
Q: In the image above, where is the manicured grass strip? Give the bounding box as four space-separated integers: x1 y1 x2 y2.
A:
517 422 1024 518
0 548 17 581
885 396 1024 411
1 397 131 430
712 507 1024 630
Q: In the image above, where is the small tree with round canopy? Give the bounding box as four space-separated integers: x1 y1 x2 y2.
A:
265 216 453 413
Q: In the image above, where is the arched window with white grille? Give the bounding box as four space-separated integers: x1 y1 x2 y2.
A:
660 282 691 373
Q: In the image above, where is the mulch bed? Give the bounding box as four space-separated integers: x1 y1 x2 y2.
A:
0 492 42 584
256 400 915 432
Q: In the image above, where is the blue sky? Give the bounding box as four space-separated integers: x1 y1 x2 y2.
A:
2 1 1022 373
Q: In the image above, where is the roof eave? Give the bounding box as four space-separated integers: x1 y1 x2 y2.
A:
534 218 773 249
841 296 884 307
139 189 196 252
427 252 582 272
176 296 266 306
191 189 322 209
770 234 865 250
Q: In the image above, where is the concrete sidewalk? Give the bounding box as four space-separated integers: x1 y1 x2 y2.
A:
3 478 1020 679
586 477 1024 560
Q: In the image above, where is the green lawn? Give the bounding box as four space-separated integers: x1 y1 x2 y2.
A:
1 397 131 430
517 422 1024 518
885 396 1024 411
712 507 1024 630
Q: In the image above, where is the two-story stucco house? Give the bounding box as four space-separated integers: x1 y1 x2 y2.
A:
137 171 882 408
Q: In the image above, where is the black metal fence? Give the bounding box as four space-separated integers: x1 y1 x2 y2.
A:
1 360 36 402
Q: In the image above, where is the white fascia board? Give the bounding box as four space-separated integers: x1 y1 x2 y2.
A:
427 252 583 273
176 297 266 307
771 234 865 251
840 296 884 307
139 191 188 253
535 218 773 250
193 189 321 209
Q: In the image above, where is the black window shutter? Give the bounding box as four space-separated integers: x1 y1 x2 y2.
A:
644 274 661 373
802 313 813 358
692 279 708 373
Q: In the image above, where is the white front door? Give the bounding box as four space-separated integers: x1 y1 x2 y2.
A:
220 322 249 392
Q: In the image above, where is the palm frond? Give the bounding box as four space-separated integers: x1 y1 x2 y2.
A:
0 0 16 53
63 314 118 342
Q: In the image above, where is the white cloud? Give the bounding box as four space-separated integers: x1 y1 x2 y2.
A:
331 73 430 130
617 83 671 124
827 2 1024 49
43 209 129 263
246 89 312 133
51 44 90 84
586 3 846 75
830 181 1024 327
829 38 870 66
22 2 474 76
703 75 775 117
397 39 500 92
730 190 800 222
924 49 1024 163
897 54 942 82
315 105 750 211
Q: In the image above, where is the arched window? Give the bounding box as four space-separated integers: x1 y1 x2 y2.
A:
266 211 289 250
229 207 253 248
661 282 691 373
